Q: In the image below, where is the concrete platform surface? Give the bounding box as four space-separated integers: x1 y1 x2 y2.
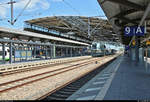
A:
67 55 150 100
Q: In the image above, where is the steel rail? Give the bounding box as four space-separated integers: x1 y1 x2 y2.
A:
0 58 100 94
1 57 93 76
37 56 117 100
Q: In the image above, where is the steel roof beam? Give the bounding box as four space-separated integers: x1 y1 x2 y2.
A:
25 16 115 42
139 3 150 26
110 9 140 20
58 16 89 36
106 0 145 10
118 17 138 25
140 3 150 43
54 16 72 29
129 2 150 46
133 17 150 22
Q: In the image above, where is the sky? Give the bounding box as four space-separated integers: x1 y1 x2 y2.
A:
0 0 106 30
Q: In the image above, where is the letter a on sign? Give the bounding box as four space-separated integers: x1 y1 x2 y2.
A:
135 26 145 36
136 26 142 34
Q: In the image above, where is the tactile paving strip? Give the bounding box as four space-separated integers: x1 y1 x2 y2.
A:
67 56 123 100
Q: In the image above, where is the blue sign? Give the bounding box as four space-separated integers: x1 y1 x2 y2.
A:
15 50 21 58
124 26 145 36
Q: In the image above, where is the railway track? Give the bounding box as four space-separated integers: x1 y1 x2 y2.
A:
0 57 101 95
39 56 117 100
0 56 93 76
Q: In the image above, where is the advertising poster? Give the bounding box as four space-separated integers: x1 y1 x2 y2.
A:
21 51 26 58
15 51 21 58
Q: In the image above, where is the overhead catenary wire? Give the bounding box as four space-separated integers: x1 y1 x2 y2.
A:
0 0 32 25
0 2 9 5
0 0 25 6
0 1 9 9
0 0 26 21
14 0 31 23
62 0 81 16
22 12 42 17
15 0 28 3
15 0 43 19
0 0 44 26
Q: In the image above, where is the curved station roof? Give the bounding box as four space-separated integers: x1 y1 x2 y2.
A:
0 27 89 46
98 0 150 45
25 16 120 43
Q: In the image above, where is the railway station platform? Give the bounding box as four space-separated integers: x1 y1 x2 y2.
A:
67 55 150 100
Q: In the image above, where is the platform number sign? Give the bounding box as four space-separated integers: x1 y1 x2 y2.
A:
124 26 145 36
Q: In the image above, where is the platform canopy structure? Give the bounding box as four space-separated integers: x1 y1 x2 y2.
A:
0 26 92 64
97 0 150 46
24 16 120 44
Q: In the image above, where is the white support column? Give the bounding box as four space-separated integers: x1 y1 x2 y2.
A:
50 45 53 59
71 47 72 57
45 46 48 59
131 48 136 61
66 47 68 57
9 42 13 64
2 43 5 63
139 47 144 62
34 46 36 58
52 43 56 59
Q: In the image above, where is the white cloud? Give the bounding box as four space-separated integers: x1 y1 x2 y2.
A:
0 0 9 18
0 0 50 18
0 6 8 18
15 0 50 11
